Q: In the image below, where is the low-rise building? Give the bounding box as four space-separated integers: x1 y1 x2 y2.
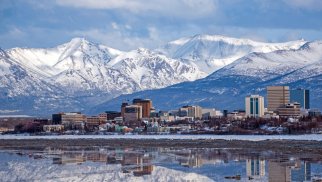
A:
86 116 101 130
179 106 202 119
309 109 321 117
61 112 86 130
43 125 64 132
277 102 301 118
114 117 124 124
202 108 222 119
103 111 121 120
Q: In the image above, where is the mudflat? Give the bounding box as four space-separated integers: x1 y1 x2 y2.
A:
0 138 322 157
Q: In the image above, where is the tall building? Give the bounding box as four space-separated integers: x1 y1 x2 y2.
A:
245 95 265 118
124 105 142 122
267 86 290 112
290 89 310 109
121 101 129 118
52 113 64 124
133 99 152 118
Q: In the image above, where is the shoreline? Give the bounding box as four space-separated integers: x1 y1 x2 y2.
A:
1 134 322 141
1 137 322 157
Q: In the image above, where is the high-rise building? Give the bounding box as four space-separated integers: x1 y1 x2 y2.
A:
52 113 65 124
267 86 290 112
290 89 310 109
245 95 265 118
124 105 142 122
133 99 152 118
121 101 129 118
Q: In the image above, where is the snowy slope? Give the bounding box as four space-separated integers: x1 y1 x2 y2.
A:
0 38 205 115
158 34 306 74
0 35 316 115
96 41 322 112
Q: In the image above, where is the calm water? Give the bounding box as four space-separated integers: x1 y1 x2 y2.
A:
0 146 322 182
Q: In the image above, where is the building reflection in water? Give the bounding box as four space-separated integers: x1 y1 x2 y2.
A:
52 148 154 177
268 158 311 182
246 158 265 180
17 147 315 180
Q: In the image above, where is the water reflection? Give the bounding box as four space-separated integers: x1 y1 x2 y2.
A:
1 146 322 181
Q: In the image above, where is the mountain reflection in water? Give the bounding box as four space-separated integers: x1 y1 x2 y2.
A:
1 146 322 181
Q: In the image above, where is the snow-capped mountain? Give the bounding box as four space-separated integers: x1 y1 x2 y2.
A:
158 34 306 74
95 41 322 113
0 35 316 115
0 38 205 115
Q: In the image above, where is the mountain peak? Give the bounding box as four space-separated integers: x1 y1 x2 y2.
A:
67 37 91 46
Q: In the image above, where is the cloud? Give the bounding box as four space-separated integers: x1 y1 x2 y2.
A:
283 0 322 10
71 26 165 51
55 0 217 19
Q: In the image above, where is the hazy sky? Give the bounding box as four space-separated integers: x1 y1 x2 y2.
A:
1 0 322 50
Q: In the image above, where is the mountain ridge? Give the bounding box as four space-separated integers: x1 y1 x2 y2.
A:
93 40 322 113
0 35 313 115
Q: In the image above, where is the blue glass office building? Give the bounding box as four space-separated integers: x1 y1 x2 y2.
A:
290 89 310 109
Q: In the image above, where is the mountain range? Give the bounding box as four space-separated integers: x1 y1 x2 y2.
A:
1 34 318 116
94 40 322 113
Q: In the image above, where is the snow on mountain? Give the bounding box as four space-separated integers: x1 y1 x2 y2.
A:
158 34 306 74
95 41 322 113
0 35 316 115
0 38 205 115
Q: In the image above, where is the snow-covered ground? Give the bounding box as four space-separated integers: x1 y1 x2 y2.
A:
1 134 322 141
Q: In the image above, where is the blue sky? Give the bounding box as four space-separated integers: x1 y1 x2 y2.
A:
1 0 322 51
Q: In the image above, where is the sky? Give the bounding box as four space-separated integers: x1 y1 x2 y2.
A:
1 0 322 51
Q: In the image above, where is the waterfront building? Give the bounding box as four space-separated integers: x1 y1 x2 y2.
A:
133 99 152 118
114 117 124 124
179 106 202 119
277 102 301 118
245 95 265 118
267 86 290 112
227 110 246 120
121 101 129 118
98 113 108 123
290 89 310 109
86 116 101 130
52 113 64 124
0 115 34 131
103 111 121 120
124 105 143 122
61 112 86 130
43 125 64 132
309 108 321 117
201 108 218 119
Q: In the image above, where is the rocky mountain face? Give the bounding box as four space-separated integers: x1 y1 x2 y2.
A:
95 41 322 113
0 35 311 115
0 38 205 115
